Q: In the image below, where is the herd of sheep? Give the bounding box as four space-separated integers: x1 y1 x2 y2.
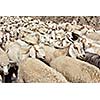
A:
0 16 100 83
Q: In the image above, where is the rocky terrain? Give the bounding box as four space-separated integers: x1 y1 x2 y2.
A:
0 16 100 83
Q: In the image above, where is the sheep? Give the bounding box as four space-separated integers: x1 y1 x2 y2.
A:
95 30 100 34
40 35 46 44
4 61 19 83
68 41 85 59
50 56 100 83
0 47 9 74
86 31 100 41
0 47 10 82
42 34 50 45
55 29 65 40
64 21 83 33
29 46 36 58
5 41 31 62
0 70 5 83
34 44 45 60
71 20 84 31
81 36 100 55
16 39 29 47
5 40 46 62
85 44 100 55
43 44 70 65
82 52 100 69
78 25 95 36
57 22 68 30
22 32 40 45
17 58 68 83
6 43 21 62
43 40 85 64
47 21 57 30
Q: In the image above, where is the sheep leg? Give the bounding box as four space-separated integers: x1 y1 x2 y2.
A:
1 74 5 83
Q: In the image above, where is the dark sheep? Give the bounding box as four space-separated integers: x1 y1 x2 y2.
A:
0 70 5 83
82 52 100 69
4 62 19 83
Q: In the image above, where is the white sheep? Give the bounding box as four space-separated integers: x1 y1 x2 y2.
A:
17 58 68 83
86 31 100 41
5 40 45 62
0 47 10 82
34 44 45 60
29 46 36 58
43 41 85 64
81 36 100 55
22 33 40 45
16 39 29 47
43 45 69 64
5 41 31 62
50 56 100 83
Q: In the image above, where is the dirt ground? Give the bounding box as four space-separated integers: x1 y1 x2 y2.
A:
31 16 100 30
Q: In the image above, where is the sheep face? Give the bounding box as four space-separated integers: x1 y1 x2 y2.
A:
0 65 10 75
40 35 46 43
29 46 36 58
36 47 45 60
69 41 85 59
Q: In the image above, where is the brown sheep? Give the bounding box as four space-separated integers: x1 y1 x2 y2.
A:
50 56 100 83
